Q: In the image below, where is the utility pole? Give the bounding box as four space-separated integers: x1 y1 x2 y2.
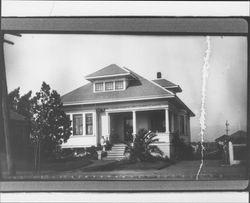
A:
225 120 230 136
0 32 15 176
0 32 21 176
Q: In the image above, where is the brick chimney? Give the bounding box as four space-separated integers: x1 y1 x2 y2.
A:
157 72 162 79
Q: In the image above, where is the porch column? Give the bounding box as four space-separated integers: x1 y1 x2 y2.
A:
171 111 174 133
165 107 170 134
132 110 137 135
107 112 110 135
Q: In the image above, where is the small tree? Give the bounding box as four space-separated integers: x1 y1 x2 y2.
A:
30 82 72 171
18 91 32 119
8 87 20 111
8 87 32 119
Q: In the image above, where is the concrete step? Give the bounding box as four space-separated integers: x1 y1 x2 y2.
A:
108 149 125 151
112 146 126 149
107 152 125 156
105 144 127 160
105 157 125 160
105 154 125 156
112 147 126 149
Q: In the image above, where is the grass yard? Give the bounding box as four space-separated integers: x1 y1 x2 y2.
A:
7 156 93 173
81 159 171 172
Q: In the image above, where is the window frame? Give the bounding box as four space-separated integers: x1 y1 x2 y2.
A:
105 81 114 91
72 114 83 136
85 113 93 135
67 112 96 136
115 80 124 90
93 79 126 93
94 82 104 92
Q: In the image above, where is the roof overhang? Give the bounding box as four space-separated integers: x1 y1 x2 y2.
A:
85 73 131 80
165 85 182 93
63 94 175 106
172 96 195 117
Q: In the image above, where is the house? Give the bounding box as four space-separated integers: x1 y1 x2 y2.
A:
61 64 195 158
215 130 247 145
9 110 32 160
229 130 247 144
215 134 230 145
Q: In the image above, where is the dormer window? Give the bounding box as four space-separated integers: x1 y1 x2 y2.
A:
115 80 124 90
94 79 126 93
95 82 104 92
105 81 114 91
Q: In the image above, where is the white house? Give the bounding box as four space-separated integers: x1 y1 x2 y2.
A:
61 64 195 158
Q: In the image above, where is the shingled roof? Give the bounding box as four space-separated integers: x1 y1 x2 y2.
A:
153 79 182 93
61 64 195 116
85 64 131 80
62 69 174 105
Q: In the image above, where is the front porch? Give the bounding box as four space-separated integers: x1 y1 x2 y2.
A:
104 106 173 157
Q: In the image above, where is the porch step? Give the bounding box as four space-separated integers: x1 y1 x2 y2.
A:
103 143 127 161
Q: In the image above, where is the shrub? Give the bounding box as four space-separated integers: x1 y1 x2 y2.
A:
86 146 98 160
172 132 194 160
126 129 163 162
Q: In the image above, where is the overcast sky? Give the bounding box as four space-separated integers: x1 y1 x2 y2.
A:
4 34 247 141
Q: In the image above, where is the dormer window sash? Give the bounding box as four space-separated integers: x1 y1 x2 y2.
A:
94 79 125 93
115 80 124 90
105 81 114 91
94 82 104 92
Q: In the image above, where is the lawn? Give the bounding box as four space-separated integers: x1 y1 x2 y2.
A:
81 159 171 172
11 156 92 172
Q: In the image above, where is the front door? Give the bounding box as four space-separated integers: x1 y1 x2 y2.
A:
124 117 133 142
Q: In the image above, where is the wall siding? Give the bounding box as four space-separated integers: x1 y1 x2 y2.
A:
62 98 192 156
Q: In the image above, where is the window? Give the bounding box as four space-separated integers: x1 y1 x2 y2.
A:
150 111 165 133
94 80 125 92
105 81 113 91
73 114 83 135
95 82 103 92
85 113 93 135
115 80 124 90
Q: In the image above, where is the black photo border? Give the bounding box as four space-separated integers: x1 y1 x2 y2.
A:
0 16 249 192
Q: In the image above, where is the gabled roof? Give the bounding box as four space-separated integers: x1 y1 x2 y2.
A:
215 130 247 144
215 134 229 142
230 130 247 144
62 69 174 105
85 64 132 80
153 79 182 93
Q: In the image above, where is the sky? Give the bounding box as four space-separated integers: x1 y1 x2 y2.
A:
4 34 247 142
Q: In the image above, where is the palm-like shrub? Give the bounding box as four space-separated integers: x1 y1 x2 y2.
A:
126 129 163 162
